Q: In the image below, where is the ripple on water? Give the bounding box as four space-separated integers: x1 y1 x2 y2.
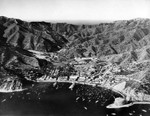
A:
0 82 150 116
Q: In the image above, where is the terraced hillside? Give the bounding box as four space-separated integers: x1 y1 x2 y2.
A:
0 16 150 107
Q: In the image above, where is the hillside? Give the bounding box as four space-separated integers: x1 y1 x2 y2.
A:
0 16 150 106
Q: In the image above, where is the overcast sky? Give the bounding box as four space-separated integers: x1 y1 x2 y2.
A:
0 0 150 22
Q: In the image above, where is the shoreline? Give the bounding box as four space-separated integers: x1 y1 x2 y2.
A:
0 88 27 93
1 80 150 109
106 101 150 109
37 78 125 97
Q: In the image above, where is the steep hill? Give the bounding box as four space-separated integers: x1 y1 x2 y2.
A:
1 16 150 105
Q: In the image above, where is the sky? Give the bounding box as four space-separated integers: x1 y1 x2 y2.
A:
0 0 150 23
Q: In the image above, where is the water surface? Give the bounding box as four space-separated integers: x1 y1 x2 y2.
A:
0 83 150 116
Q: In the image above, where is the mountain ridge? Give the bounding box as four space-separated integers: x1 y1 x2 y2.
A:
1 16 150 106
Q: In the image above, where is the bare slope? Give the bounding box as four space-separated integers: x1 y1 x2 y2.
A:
0 16 150 105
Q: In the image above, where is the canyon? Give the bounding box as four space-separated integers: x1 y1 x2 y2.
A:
0 16 150 108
